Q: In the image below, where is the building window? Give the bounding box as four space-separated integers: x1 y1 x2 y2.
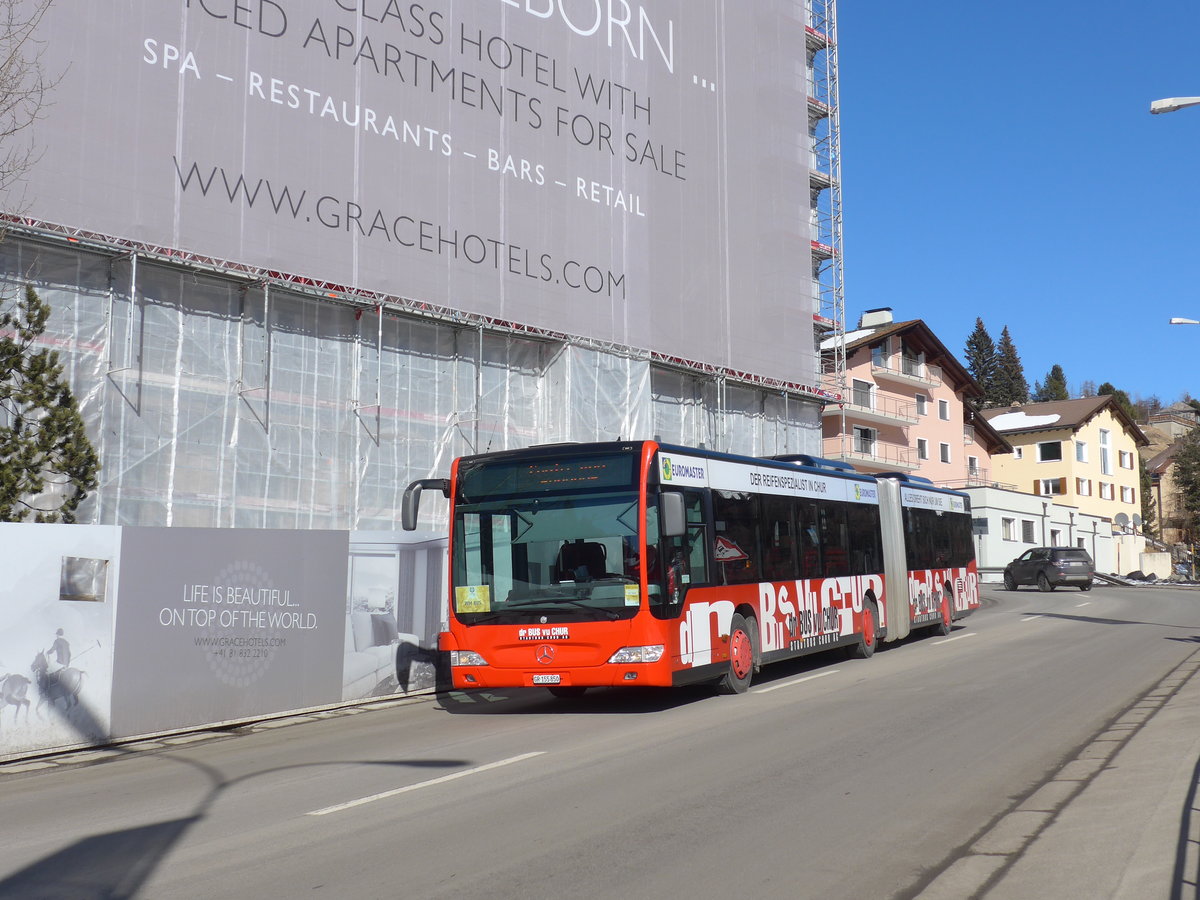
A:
1050 528 1062 545
1119 450 1134 469
1013 447 1024 460
1076 478 1092 496
854 426 877 456
1100 429 1111 475
852 379 873 408
968 455 980 476
1021 520 1036 543
1075 441 1088 463
1039 478 1065 495
917 438 929 460
1002 517 1016 541
871 341 888 367
1099 482 1114 500
938 399 950 420
940 442 951 463
1037 441 1063 462
1121 486 1135 503
916 394 928 416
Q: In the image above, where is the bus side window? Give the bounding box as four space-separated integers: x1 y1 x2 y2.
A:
761 494 797 582
798 500 821 579
847 503 882 574
821 503 851 578
684 491 709 585
713 491 760 585
654 490 708 609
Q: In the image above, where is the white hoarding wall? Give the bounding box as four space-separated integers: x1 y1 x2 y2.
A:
13 0 816 388
0 525 121 759
0 236 819 529
0 523 447 761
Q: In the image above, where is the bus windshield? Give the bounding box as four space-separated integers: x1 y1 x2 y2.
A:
452 491 647 624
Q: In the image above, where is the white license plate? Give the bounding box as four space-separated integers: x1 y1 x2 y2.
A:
532 674 561 685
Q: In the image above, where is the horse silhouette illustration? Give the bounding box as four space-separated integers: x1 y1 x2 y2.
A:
0 672 32 734
30 651 85 714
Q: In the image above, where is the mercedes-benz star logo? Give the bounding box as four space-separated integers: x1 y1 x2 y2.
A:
536 644 556 665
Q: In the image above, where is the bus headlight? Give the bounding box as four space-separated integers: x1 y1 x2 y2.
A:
450 650 488 667
607 645 665 664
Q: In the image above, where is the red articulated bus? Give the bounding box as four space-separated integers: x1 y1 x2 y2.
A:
402 440 978 695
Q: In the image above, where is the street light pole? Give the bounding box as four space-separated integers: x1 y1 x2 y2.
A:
1151 97 1200 115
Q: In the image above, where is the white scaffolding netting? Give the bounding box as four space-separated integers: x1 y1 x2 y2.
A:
0 235 822 530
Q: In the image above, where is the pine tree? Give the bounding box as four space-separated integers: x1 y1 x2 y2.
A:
1032 364 1069 402
1140 456 1156 539
0 284 99 522
1172 427 1200 543
963 318 997 405
1097 382 1136 421
991 326 1029 407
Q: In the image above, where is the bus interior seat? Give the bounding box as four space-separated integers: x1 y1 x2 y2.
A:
555 540 608 581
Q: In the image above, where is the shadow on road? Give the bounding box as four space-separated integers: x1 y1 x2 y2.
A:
1172 753 1200 900
0 692 472 900
1022 611 1200 630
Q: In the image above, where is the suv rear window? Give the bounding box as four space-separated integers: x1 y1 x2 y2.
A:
1052 549 1091 562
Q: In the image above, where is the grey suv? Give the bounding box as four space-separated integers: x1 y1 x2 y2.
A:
1004 547 1094 592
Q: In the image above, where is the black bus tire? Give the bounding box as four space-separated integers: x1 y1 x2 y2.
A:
716 613 755 694
935 589 952 636
853 600 878 659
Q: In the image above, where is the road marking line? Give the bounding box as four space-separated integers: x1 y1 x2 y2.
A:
1021 616 1041 622
1075 601 1091 607
754 670 840 694
307 752 546 816
932 632 976 645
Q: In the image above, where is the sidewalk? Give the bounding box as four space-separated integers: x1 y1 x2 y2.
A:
919 650 1200 899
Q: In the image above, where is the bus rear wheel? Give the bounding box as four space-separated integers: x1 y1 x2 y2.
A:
717 613 756 694
853 600 878 659
935 591 952 636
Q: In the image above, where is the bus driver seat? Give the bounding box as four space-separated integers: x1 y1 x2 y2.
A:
555 540 608 581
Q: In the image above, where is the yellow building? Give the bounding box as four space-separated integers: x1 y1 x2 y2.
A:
979 397 1149 529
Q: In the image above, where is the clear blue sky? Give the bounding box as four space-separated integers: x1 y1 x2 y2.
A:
836 1 1200 406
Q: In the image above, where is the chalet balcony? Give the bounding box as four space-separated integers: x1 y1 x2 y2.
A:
871 358 942 388
822 391 917 427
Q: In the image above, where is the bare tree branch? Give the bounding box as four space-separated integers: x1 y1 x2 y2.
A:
0 0 56 215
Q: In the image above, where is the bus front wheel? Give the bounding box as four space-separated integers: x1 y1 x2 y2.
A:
717 613 756 694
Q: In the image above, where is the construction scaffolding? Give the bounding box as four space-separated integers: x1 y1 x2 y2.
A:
0 227 823 531
806 0 847 404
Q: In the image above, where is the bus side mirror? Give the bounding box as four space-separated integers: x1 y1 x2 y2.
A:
660 492 686 538
401 478 450 531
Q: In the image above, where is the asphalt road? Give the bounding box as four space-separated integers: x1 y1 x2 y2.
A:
1 584 1198 900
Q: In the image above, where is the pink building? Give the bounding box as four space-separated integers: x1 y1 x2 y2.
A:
821 309 1009 483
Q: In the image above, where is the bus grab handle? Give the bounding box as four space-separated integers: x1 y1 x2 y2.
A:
401 478 450 530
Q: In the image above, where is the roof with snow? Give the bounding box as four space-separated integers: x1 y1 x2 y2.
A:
979 396 1149 446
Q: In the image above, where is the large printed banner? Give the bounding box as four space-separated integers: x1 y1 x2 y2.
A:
14 0 814 384
110 527 350 737
0 524 445 760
